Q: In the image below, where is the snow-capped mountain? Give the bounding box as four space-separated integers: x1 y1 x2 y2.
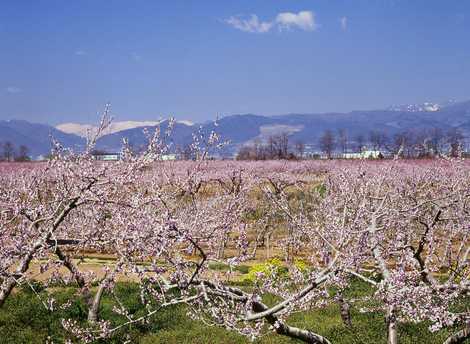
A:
55 123 96 138
0 120 84 158
4 99 470 158
387 102 442 112
56 120 193 138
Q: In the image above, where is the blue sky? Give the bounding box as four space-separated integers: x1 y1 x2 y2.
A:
0 0 469 125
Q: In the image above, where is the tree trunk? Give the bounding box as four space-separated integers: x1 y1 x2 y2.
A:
54 246 85 288
252 301 331 344
0 249 35 307
87 260 123 324
337 295 352 327
88 282 106 324
0 199 78 307
443 322 470 344
266 233 271 260
200 280 332 344
217 237 226 260
387 309 398 344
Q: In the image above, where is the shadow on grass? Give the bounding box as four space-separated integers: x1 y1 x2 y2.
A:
0 281 457 344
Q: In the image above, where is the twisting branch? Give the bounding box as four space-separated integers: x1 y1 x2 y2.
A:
197 280 332 344
245 266 335 321
0 197 81 307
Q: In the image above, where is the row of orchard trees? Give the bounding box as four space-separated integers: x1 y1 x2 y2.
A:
0 141 30 162
236 133 300 160
237 127 468 160
320 127 465 158
0 114 469 343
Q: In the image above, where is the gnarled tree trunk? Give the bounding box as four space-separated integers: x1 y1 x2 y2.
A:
443 322 470 344
386 308 398 344
337 295 352 327
0 199 79 307
87 259 123 324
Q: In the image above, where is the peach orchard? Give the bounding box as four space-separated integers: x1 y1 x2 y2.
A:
0 118 469 344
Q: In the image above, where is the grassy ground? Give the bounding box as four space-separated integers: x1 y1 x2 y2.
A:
0 280 464 344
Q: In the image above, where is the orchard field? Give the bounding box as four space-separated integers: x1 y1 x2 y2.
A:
1 150 469 343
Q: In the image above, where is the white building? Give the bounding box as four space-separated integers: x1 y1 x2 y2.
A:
94 153 121 161
343 150 384 159
161 154 177 161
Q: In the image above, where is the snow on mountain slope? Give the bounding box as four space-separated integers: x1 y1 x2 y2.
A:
387 102 441 112
56 123 96 138
57 120 193 138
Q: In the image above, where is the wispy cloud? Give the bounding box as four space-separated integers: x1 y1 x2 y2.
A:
75 50 87 56
226 11 317 33
340 16 348 30
225 14 273 33
6 86 21 94
276 11 317 31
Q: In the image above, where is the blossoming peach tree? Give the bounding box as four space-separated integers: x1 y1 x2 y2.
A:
261 161 470 344
0 109 469 343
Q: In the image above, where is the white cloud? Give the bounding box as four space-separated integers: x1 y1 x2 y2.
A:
225 14 273 33
75 50 87 56
276 11 317 31
226 11 317 33
340 16 348 30
6 86 21 94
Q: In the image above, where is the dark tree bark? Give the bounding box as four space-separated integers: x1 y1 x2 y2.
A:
337 295 352 327
443 322 470 344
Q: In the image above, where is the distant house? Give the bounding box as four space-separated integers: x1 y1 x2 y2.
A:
36 155 47 161
343 150 384 159
93 153 121 161
160 154 177 161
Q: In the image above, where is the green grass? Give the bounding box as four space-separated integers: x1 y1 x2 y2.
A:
0 281 466 343
208 262 250 274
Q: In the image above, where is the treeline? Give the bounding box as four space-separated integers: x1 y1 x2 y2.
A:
236 133 302 160
0 141 31 162
237 127 467 160
319 127 465 158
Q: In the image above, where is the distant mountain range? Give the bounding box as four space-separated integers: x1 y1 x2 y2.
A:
1 100 470 158
0 120 84 158
56 120 194 138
